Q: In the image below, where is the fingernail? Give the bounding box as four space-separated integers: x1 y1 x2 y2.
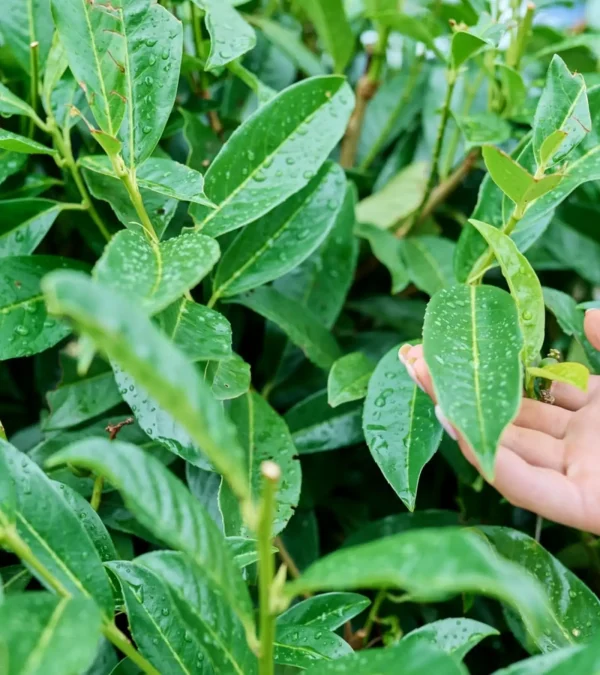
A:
586 308 600 314
435 405 458 440
398 345 426 392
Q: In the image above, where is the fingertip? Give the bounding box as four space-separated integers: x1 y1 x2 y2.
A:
584 309 600 351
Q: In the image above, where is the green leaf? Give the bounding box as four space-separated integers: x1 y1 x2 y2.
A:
94 229 220 314
0 130 55 156
303 0 354 73
454 112 512 149
0 441 16 528
228 286 342 370
274 625 352 668
356 223 409 294
543 287 600 374
528 361 589 391
451 14 504 68
423 285 523 478
45 358 122 430
327 352 374 407
79 156 214 207
470 219 544 365
533 55 590 170
482 526 600 650
277 593 370 630
403 236 456 297
1 566 31 595
492 644 600 675
356 161 428 229
46 438 255 636
0 256 86 361
0 82 38 119
0 152 27 186
118 0 183 168
156 298 232 362
107 561 211 674
42 272 249 498
190 76 354 237
374 11 444 61
363 345 442 511
402 618 499 661
286 528 552 644
250 17 326 77
285 392 363 454
0 199 63 257
482 145 534 206
305 641 467 674
0 0 54 75
137 551 258 675
220 391 301 537
211 162 345 300
273 182 358 328
51 0 126 135
0 440 114 615
0 593 102 675
206 354 251 400
191 0 256 71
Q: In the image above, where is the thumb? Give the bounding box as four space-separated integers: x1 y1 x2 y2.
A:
584 309 600 351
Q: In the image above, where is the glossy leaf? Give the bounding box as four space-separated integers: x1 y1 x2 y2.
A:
190 76 353 237
0 82 38 119
274 625 352 668
0 130 55 156
107 561 208 674
79 156 214 207
402 618 499 661
304 640 467 674
228 287 342 369
482 145 534 206
327 352 374 407
0 199 63 257
0 440 114 615
46 438 254 634
470 219 544 365
0 0 54 75
51 0 126 135
482 526 600 650
303 0 354 73
138 551 258 674
211 162 345 300
42 272 249 498
273 183 358 328
451 14 503 68
0 152 27 186
0 593 102 675
206 354 251 400
220 391 301 537
156 298 232 362
527 362 589 391
356 223 409 294
403 236 456 297
543 287 600 374
492 644 600 675
0 256 85 361
533 56 590 169
454 112 512 149
119 0 183 168
363 345 442 511
191 0 256 70
423 285 523 478
286 527 552 644
277 592 370 630
94 229 219 314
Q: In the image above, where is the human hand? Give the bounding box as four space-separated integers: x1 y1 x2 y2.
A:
399 310 600 534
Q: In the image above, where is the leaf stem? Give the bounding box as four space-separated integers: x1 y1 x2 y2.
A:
103 622 160 675
362 588 386 647
506 3 535 70
340 25 390 169
28 41 40 140
113 160 156 239
90 476 104 511
412 68 457 224
258 461 281 675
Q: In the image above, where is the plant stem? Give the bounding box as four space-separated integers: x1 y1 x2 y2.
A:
115 162 156 239
264 0 279 18
507 3 535 70
412 69 457 225
340 25 390 169
362 589 386 647
103 622 160 675
90 476 104 511
258 461 281 675
28 41 40 139
51 125 111 242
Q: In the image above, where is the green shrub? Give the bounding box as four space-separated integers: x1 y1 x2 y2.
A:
1 0 600 673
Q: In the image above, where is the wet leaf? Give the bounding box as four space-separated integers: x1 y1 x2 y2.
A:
0 130 55 156
0 199 63 257
274 625 352 668
303 0 354 73
0 0 54 75
327 352 374 407
527 362 589 392
403 236 456 297
356 223 409 294
206 354 251 400
277 593 370 630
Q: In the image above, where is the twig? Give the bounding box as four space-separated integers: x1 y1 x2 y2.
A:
340 26 390 169
91 417 134 511
274 536 302 581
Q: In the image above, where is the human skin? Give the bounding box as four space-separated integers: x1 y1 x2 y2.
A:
398 309 600 535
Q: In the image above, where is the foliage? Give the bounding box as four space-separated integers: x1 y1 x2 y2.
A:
2 0 600 673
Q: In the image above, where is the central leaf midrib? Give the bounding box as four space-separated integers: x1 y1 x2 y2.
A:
469 286 488 456
21 597 68 675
